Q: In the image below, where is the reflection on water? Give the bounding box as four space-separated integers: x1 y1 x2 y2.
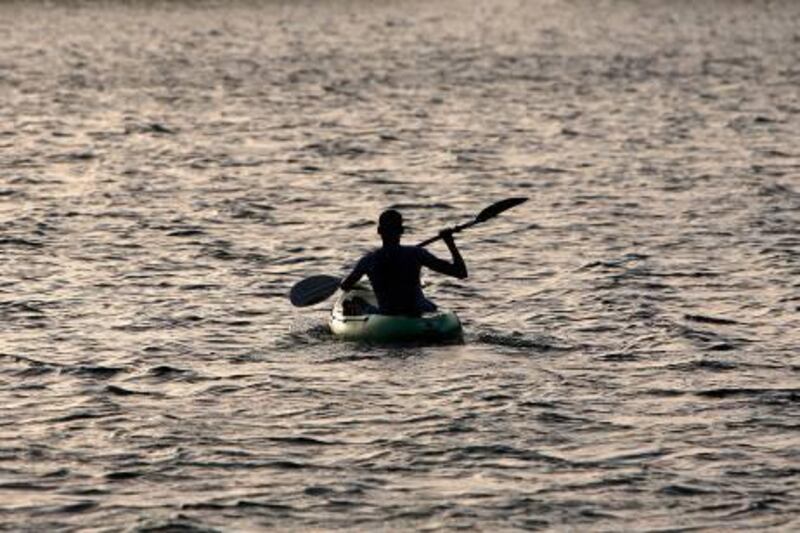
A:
1 0 799 530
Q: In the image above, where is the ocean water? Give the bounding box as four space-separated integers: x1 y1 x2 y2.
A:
1 0 799 530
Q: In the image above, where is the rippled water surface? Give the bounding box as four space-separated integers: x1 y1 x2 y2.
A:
2 0 799 530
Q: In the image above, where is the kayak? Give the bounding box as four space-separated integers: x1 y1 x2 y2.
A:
329 284 463 343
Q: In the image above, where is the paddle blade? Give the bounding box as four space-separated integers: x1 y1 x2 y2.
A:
475 197 528 223
290 275 341 307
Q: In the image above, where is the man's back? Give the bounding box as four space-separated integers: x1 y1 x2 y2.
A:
361 245 430 315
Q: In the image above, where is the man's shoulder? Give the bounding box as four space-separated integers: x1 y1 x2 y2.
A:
400 245 435 262
397 245 421 256
357 249 380 264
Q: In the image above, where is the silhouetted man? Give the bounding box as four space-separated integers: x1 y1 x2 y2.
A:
341 209 468 316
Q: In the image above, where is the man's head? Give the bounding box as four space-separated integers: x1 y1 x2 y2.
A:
378 209 404 243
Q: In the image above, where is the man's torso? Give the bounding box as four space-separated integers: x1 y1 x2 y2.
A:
362 245 427 315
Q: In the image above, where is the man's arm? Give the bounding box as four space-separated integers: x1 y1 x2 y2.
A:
340 256 368 291
419 230 468 279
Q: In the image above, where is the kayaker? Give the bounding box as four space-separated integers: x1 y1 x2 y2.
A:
340 209 468 316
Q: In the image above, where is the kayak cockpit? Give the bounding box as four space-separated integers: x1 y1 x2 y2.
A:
329 283 462 344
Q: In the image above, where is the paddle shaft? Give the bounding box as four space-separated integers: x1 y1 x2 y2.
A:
417 197 527 247
416 220 478 247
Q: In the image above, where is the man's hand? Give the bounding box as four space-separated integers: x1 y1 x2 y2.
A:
439 228 456 243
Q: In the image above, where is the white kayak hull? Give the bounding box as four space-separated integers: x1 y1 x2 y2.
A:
329 284 462 343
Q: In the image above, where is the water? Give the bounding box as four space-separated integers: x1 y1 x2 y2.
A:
1 0 799 530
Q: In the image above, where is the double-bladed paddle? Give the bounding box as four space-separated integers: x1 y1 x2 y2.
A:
289 197 528 307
